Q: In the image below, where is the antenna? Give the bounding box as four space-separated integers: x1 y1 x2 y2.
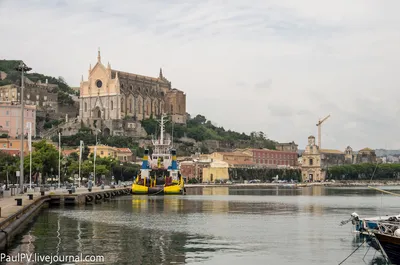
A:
171 120 174 148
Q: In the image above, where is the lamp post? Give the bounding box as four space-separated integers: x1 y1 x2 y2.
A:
5 162 8 190
93 129 101 186
120 163 124 183
15 61 32 194
36 166 40 186
50 167 53 186
58 132 61 189
61 158 67 186
78 140 83 187
28 122 32 191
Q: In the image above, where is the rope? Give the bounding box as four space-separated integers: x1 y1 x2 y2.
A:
367 186 400 197
149 188 164 196
338 240 365 265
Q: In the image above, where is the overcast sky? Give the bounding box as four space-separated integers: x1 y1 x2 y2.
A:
1 0 400 151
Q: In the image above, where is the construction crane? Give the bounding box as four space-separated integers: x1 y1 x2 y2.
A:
316 114 331 149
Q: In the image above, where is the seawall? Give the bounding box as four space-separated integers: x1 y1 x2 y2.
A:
0 187 131 251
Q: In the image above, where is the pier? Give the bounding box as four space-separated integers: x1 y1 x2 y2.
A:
0 186 130 251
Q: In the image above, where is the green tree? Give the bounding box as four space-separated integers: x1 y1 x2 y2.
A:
23 140 59 184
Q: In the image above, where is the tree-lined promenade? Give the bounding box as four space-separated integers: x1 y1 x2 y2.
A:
326 163 400 180
0 140 140 186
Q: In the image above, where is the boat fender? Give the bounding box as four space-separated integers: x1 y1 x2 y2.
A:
111 192 116 196
394 229 400 237
86 196 93 202
104 193 110 198
95 194 102 200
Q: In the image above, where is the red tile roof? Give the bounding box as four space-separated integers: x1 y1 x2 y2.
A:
62 149 78 156
0 149 20 156
228 160 256 165
117 148 132 153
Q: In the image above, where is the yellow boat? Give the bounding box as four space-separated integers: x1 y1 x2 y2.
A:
131 175 185 195
131 115 185 195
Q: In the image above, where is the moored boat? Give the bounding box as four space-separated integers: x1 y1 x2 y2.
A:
131 115 185 195
373 222 400 264
340 212 400 234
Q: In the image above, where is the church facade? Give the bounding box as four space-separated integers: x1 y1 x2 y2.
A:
79 50 186 136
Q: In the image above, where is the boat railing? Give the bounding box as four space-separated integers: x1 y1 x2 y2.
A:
376 221 400 235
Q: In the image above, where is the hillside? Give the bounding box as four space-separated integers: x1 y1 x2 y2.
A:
54 114 278 156
0 59 76 105
141 114 278 150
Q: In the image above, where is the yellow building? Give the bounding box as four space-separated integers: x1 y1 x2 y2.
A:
301 136 346 182
116 148 133 162
88 144 117 159
202 161 229 182
0 138 33 155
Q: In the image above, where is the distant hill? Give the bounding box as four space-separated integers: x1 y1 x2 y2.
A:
298 148 400 157
375 149 400 157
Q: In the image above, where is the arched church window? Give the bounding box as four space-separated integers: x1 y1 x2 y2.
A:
98 110 101 118
170 105 173 113
138 101 141 114
129 100 132 112
147 103 150 115
130 85 133 91
121 84 124 89
84 102 87 112
111 101 113 110
121 98 124 112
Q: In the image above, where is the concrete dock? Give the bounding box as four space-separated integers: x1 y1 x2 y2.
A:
0 186 131 251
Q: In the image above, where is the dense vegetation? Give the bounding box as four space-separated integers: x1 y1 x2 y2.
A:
141 114 277 149
0 60 76 105
52 127 147 157
51 114 277 156
327 163 400 180
0 140 140 185
229 168 301 182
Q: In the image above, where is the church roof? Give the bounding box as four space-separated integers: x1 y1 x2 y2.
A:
359 147 374 152
111 69 160 82
320 149 344 154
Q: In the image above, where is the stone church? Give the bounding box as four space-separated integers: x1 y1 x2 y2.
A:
301 136 377 182
79 50 186 136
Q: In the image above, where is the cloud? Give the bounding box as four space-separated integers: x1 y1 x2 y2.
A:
1 0 400 150
254 79 272 92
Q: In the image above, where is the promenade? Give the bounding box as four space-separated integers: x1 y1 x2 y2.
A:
0 186 129 226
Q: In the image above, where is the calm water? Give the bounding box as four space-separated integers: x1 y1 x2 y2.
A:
6 186 400 265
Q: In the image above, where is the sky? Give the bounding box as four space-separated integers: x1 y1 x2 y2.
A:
1 0 400 151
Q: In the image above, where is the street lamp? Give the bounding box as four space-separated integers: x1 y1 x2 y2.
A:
58 132 61 189
93 129 101 186
50 167 53 185
61 159 67 186
36 166 40 186
120 163 124 183
5 162 9 190
15 61 32 194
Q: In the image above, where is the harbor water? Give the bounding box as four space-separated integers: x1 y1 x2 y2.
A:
6 186 400 265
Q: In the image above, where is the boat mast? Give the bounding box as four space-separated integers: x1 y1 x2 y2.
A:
160 115 164 145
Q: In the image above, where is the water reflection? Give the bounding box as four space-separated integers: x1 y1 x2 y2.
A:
6 186 396 265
